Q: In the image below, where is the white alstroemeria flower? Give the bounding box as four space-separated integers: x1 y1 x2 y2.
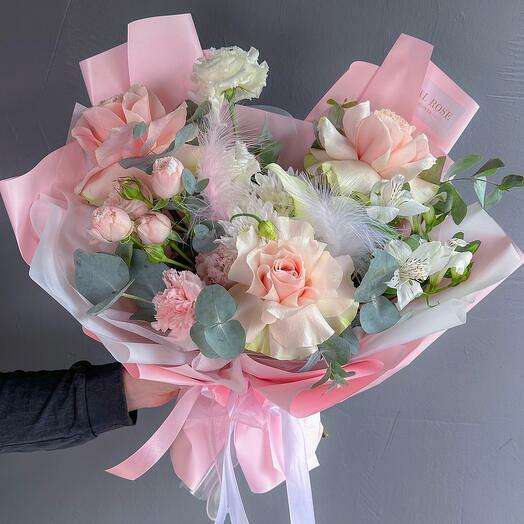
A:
191 46 268 104
367 175 429 223
218 200 276 250
254 170 294 216
429 238 473 285
385 239 450 309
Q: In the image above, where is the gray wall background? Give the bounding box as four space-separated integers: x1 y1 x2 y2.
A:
1 1 523 523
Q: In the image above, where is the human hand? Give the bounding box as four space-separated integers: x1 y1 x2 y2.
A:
123 369 179 411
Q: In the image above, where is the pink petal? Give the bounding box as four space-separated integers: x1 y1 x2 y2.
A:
356 114 392 166
342 101 370 147
95 124 142 168
145 103 187 153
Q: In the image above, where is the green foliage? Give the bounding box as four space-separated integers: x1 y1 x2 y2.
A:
182 168 197 194
192 221 224 253
191 285 246 359
419 156 445 185
360 296 401 334
128 249 168 300
443 154 481 181
354 250 399 302
115 240 133 266
133 122 148 139
256 125 282 169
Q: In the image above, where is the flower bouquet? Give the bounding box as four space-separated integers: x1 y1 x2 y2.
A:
1 14 522 524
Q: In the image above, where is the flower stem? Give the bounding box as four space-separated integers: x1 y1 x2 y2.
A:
123 293 152 304
170 242 194 265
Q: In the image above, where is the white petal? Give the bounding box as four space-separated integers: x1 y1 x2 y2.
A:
396 280 423 309
447 251 472 274
367 205 399 223
330 160 382 194
384 239 413 263
409 177 440 203
396 198 428 217
318 117 357 160
342 101 370 146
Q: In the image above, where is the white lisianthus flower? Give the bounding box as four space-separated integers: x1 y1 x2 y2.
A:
191 47 269 104
254 170 294 216
384 239 450 309
367 174 429 224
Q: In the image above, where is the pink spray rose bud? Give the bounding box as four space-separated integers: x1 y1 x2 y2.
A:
90 206 133 243
135 212 172 245
151 157 184 199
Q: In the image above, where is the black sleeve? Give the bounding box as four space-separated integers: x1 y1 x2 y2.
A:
0 360 137 453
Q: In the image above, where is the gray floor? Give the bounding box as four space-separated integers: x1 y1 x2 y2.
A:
1 1 523 523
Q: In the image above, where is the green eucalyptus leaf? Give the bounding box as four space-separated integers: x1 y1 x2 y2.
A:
443 154 481 181
473 158 504 178
184 195 207 213
354 250 399 303
195 284 237 326
194 223 210 238
190 322 220 358
88 279 134 316
115 240 133 266
188 100 212 123
182 168 197 194
129 303 156 322
298 351 322 372
74 250 129 305
360 296 401 334
166 124 196 154
133 122 148 139
340 327 360 355
319 335 351 366
203 320 246 358
119 156 155 171
128 249 168 300
419 156 445 185
498 174 524 191
195 178 210 193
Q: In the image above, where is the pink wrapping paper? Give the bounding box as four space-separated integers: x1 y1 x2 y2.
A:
0 14 522 496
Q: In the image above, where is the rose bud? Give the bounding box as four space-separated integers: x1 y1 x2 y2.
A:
151 157 184 199
135 212 172 245
90 206 133 243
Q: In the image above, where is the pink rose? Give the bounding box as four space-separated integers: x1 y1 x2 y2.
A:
103 176 153 220
314 101 437 201
152 270 204 339
228 217 358 360
89 206 133 243
196 244 237 288
72 84 188 204
151 156 184 199
135 212 172 245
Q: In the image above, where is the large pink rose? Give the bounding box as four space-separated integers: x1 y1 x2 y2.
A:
228 217 358 360
312 101 438 202
71 85 188 204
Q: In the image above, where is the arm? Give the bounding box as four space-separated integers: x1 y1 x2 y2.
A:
0 360 178 453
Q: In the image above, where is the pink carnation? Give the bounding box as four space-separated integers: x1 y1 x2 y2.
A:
152 270 204 339
196 244 237 288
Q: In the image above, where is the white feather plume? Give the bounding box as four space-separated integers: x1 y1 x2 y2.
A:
198 103 259 221
267 164 391 271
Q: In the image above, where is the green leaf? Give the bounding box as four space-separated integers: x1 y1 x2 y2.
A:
129 303 156 322
443 154 481 181
360 296 401 334
484 187 503 209
195 284 237 326
318 335 351 366
168 230 184 244
128 249 168 300
190 322 220 358
74 250 129 305
419 156 445 185
258 125 282 168
151 198 169 211
456 239 481 254
203 320 246 358
191 221 223 253
195 178 210 193
188 100 212 123
450 190 467 225
87 280 134 316
194 223 210 237
133 122 148 139
119 156 155 171
498 174 524 191
434 182 455 214
166 124 196 154
340 327 360 355
298 351 322 372
473 158 504 178
473 176 487 206
327 103 344 130
115 240 133 266
184 195 207 213
182 168 197 194
354 250 399 303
